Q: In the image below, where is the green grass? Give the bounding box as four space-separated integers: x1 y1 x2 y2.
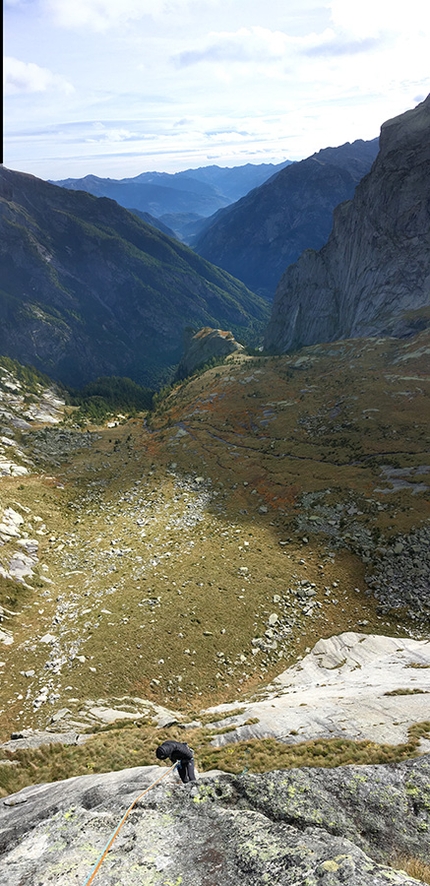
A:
1 720 429 799
0 333 429 749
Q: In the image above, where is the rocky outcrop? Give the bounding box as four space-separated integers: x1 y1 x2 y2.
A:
0 167 268 388
175 326 244 379
293 489 430 626
265 96 430 352
203 632 430 750
193 139 379 299
0 358 65 476
1 756 429 885
2 633 428 756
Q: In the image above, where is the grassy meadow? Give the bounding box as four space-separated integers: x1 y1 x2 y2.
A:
0 330 429 786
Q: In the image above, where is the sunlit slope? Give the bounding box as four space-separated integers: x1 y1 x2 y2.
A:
0 331 429 738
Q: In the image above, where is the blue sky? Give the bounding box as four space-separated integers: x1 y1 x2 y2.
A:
4 0 430 180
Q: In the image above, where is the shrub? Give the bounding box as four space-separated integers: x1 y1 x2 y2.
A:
68 376 154 422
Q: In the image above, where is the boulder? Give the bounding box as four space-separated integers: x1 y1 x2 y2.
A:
0 756 428 884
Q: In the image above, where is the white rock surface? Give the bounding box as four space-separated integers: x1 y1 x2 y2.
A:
0 460 28 477
207 633 430 748
1 550 37 583
23 392 65 424
0 507 24 541
0 507 39 584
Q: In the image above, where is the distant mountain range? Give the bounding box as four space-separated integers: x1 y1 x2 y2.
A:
2 96 429 392
265 95 430 352
193 139 379 300
0 167 268 388
50 161 292 242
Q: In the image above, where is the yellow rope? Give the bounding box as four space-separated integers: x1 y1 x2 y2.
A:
82 763 177 886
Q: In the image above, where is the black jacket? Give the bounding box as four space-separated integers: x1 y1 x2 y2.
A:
156 740 194 763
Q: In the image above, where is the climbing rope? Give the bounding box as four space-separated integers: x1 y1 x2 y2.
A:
81 763 178 886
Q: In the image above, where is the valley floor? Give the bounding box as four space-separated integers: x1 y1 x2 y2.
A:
0 333 429 754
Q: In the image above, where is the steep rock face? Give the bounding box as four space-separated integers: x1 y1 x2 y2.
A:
193 139 379 299
0 167 268 387
0 757 428 885
175 326 244 379
265 96 430 353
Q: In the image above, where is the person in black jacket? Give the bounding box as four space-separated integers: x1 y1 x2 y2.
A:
155 740 196 784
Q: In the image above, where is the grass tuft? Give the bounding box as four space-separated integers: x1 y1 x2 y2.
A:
1 720 429 799
391 856 430 885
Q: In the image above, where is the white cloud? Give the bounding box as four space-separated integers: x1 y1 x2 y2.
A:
4 57 74 95
329 0 430 38
173 4 430 70
44 0 188 30
303 33 381 57
4 0 430 179
173 26 296 67
86 122 136 143
172 23 384 69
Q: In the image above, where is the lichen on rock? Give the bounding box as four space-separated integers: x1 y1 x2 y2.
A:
0 756 428 885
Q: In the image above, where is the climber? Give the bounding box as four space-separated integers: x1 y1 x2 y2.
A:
155 740 196 784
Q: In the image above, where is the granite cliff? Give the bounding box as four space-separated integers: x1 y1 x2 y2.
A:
265 96 430 353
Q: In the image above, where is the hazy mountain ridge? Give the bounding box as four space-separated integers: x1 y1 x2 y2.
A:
193 138 379 299
265 95 430 352
50 160 292 241
126 207 177 238
0 166 268 388
178 160 293 200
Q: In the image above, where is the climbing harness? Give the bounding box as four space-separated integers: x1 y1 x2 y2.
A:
81 763 178 886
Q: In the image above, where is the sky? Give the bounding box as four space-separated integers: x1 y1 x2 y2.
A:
3 0 430 181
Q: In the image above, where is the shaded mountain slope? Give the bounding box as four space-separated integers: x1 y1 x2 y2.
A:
265 96 430 352
127 207 177 238
0 166 268 387
193 139 379 299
